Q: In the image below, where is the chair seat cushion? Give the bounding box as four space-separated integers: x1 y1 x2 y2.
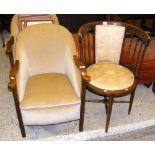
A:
20 73 80 110
87 63 134 91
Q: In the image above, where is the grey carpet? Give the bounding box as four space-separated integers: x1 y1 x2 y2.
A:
0 31 155 141
89 125 155 141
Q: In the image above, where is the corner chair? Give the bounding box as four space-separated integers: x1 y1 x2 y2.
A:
77 21 150 132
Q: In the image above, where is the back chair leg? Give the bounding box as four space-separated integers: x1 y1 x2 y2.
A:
105 96 114 133
79 80 87 131
13 88 26 137
103 96 108 114
2 36 5 47
105 102 108 114
128 88 136 115
152 80 155 94
0 30 5 47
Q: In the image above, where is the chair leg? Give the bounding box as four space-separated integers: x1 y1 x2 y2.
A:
152 81 155 94
105 102 108 114
143 82 152 88
103 96 108 114
12 88 26 137
0 31 5 47
105 96 114 133
79 80 87 131
8 51 14 67
128 89 136 115
2 36 5 47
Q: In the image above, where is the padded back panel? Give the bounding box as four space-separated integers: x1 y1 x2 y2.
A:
16 23 76 76
95 24 125 63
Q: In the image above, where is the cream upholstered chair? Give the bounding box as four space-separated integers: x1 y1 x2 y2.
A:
78 21 150 132
6 14 59 67
8 23 89 137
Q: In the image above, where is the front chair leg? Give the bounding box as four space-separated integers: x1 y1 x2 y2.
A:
152 81 155 94
103 96 108 114
79 80 87 131
8 52 14 67
105 96 114 133
128 88 136 115
12 88 26 137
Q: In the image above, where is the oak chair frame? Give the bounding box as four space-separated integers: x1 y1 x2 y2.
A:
78 21 150 132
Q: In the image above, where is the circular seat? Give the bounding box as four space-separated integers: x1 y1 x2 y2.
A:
87 63 134 91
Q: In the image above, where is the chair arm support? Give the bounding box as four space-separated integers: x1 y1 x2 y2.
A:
73 55 90 82
6 36 14 55
8 60 19 90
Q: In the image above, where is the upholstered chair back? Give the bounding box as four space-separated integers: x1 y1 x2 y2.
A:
16 23 81 102
18 14 59 31
10 15 19 39
10 14 59 38
95 24 125 64
10 14 59 61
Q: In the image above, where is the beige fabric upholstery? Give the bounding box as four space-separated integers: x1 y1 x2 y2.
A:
87 63 134 91
21 104 80 125
15 24 81 125
20 73 80 125
21 73 80 109
10 14 59 62
10 15 19 60
49 14 59 24
11 14 59 37
10 15 20 39
16 24 81 102
95 24 125 63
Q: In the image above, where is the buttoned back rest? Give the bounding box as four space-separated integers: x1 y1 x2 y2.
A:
16 23 76 76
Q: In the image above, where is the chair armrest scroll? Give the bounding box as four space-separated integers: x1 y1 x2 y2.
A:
73 55 90 82
6 36 14 55
8 60 19 90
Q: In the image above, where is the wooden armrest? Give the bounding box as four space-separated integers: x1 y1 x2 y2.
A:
73 55 85 69
73 55 90 82
6 36 14 55
145 31 151 36
8 60 19 89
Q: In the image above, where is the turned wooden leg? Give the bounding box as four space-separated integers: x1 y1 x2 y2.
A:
143 82 152 88
103 96 108 114
105 96 114 133
105 102 108 114
79 80 87 131
128 88 136 115
0 23 5 47
2 36 5 47
8 51 14 67
153 81 155 94
12 88 26 137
